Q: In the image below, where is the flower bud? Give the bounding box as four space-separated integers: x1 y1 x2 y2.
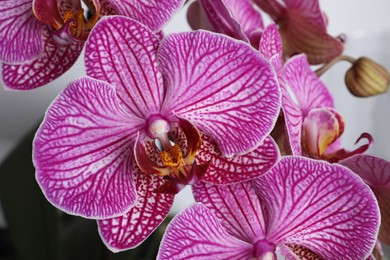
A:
345 57 390 97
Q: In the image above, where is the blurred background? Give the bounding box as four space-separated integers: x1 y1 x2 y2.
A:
0 0 389 259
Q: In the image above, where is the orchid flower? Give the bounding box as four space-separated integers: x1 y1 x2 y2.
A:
253 0 344 64
158 156 380 259
187 0 264 48
0 0 184 90
340 154 390 247
33 16 281 251
281 53 372 162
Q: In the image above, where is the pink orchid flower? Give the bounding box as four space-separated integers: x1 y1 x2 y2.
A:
340 154 390 247
281 53 372 162
33 16 281 251
158 156 380 259
253 0 344 64
0 0 184 90
187 0 264 48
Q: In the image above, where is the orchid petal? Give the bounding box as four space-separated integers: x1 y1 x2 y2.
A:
0 0 43 63
159 30 281 157
279 11 343 64
340 154 390 245
283 0 327 29
186 0 214 31
252 0 285 21
104 0 184 32
259 23 283 60
85 16 164 118
158 203 253 260
282 54 334 155
253 156 379 259
278 244 322 259
2 28 83 90
197 134 280 184
34 77 144 219
98 167 174 252
198 0 248 42
193 181 266 243
57 0 82 17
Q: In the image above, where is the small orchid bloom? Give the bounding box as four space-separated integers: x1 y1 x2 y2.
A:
282 53 372 162
187 0 264 47
253 0 344 64
340 154 390 247
0 0 184 90
158 156 380 259
33 16 281 251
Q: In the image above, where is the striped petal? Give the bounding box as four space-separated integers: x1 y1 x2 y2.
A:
253 156 380 259
0 0 43 63
159 30 281 157
192 181 266 243
33 77 144 219
105 0 184 32
158 203 253 260
197 134 280 184
2 27 83 90
340 154 390 245
98 167 174 252
282 54 334 155
259 23 282 60
85 16 164 118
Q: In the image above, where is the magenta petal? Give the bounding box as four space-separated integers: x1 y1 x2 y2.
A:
34 77 144 219
2 28 83 90
159 31 281 157
192 181 266 243
282 54 334 155
254 156 380 259
85 16 164 118
158 203 253 260
283 0 327 30
259 23 282 60
105 0 184 32
0 0 43 63
340 155 390 245
198 134 280 184
98 168 174 252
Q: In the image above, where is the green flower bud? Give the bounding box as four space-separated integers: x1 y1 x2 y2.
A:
345 57 390 97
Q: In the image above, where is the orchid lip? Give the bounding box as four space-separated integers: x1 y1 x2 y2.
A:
253 239 276 259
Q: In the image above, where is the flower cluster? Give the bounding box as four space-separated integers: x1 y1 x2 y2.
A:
1 0 390 259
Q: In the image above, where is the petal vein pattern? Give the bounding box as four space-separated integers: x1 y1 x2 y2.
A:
254 156 379 259
85 16 164 118
158 203 253 260
0 0 43 63
106 0 184 32
159 31 281 156
34 77 144 218
98 168 174 252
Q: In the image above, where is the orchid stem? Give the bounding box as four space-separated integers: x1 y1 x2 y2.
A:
315 55 356 77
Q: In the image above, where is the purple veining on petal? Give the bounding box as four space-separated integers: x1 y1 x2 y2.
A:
197 133 280 184
282 54 334 155
105 0 184 32
253 156 380 259
98 167 174 252
283 0 327 30
259 23 282 60
192 181 266 243
159 30 281 157
85 16 164 118
34 77 144 219
157 203 253 260
340 154 390 245
2 27 83 90
0 0 43 63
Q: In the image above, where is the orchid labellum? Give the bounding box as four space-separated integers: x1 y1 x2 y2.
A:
0 0 184 90
158 156 380 259
33 16 281 251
